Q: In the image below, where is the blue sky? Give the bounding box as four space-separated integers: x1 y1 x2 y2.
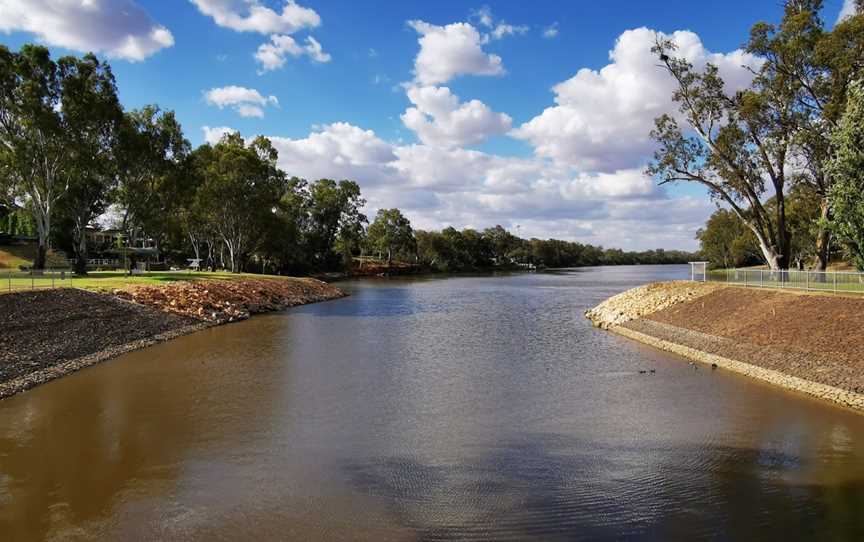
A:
0 1 854 250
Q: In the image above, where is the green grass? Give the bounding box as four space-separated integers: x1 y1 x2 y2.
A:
0 270 294 293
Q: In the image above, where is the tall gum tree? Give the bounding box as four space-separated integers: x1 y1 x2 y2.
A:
748 0 864 270
116 106 189 250
826 80 864 269
0 45 66 269
59 53 123 275
194 133 286 273
647 41 798 270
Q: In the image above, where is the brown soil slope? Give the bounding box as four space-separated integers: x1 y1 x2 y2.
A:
113 277 344 323
639 287 864 393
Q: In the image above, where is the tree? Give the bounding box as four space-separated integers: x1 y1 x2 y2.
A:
826 80 864 270
366 208 415 264
483 225 518 264
57 54 123 275
115 106 190 254
697 209 761 269
193 133 286 273
784 184 821 269
648 27 806 270
0 45 68 269
305 179 366 269
747 0 864 270
646 0 864 270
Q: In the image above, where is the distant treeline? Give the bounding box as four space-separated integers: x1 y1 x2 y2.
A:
412 224 696 272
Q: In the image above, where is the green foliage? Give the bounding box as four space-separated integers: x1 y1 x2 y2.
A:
192 133 286 273
366 208 415 263
305 179 366 269
55 53 124 274
697 209 760 269
115 105 190 249
827 81 864 270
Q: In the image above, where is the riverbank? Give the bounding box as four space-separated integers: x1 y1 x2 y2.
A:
587 282 864 411
0 278 345 400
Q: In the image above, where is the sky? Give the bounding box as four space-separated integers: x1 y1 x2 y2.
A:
0 0 855 250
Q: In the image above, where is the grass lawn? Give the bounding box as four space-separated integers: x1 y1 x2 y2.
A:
0 270 296 293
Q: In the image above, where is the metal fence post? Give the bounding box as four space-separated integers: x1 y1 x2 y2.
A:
806 271 809 291
760 269 763 288
834 272 837 294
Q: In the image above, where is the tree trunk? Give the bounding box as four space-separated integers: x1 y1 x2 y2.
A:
32 210 50 270
74 229 88 275
755 235 783 271
815 199 830 272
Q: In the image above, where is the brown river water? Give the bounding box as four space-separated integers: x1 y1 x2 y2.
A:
2 266 864 540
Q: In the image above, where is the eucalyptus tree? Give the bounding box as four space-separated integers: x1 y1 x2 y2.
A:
647 48 796 269
58 53 123 275
826 80 864 269
193 133 286 273
746 0 864 269
366 208 415 264
305 179 366 268
649 1 863 270
115 106 190 252
0 45 68 269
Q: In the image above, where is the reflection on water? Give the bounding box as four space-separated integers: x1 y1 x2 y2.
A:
2 266 864 540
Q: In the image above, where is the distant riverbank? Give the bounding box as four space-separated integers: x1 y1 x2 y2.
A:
586 281 864 412
0 278 345 400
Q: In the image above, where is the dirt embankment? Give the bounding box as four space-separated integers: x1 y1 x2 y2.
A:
0 278 345 400
112 277 345 324
586 282 864 411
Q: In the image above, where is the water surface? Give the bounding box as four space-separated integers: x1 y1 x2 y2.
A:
2 266 864 540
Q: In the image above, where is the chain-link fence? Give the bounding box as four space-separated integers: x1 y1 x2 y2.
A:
709 268 864 294
2 269 77 292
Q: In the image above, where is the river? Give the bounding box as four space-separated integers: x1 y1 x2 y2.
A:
2 265 864 540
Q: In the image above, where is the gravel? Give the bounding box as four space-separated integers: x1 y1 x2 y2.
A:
0 289 198 386
0 279 346 400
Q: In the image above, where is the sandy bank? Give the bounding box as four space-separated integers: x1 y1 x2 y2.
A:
586 282 864 412
0 278 345 400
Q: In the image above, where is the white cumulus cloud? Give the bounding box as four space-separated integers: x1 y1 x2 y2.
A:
204 85 279 118
255 34 330 72
189 0 320 34
269 122 400 186
512 27 762 172
407 20 505 85
401 85 512 148
202 125 236 145
0 0 174 61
